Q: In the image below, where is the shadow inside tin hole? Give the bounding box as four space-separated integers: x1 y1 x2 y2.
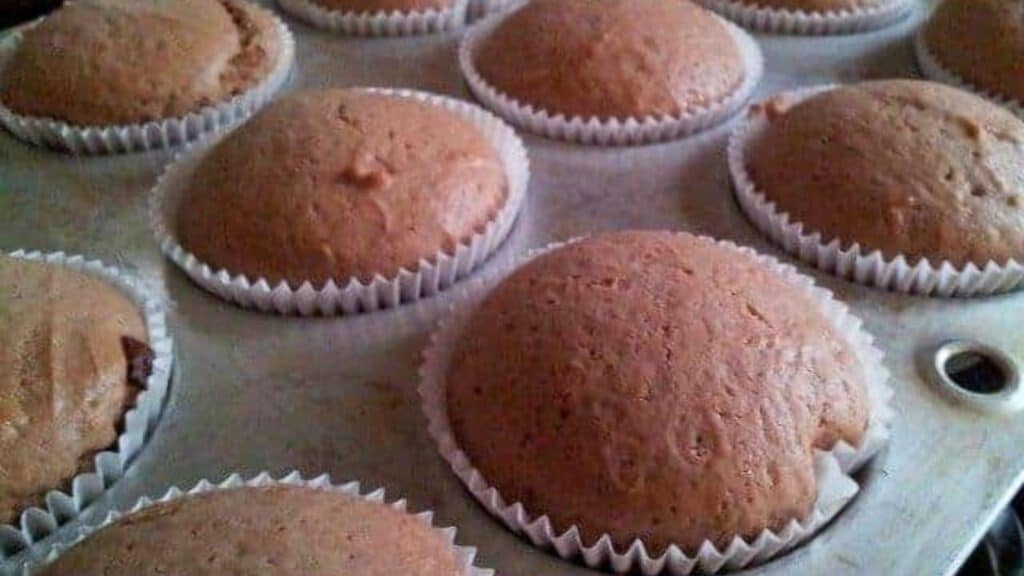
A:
943 350 1011 395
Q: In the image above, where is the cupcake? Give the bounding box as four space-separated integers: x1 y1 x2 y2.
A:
0 0 293 153
0 255 154 526
276 0 467 35
919 0 1024 109
460 0 763 144
32 478 484 575
156 88 527 315
424 231 889 571
735 80 1024 295
694 0 911 34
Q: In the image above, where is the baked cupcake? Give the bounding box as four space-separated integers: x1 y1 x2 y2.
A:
461 0 762 144
920 0 1024 107
694 0 910 34
34 482 477 575
435 231 880 564
276 0 467 35
740 80 1024 279
0 0 292 153
159 88 526 314
0 255 153 525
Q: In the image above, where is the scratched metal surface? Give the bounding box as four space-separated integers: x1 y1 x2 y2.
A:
2 0 1022 574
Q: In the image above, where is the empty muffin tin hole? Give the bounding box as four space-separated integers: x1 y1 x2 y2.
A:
930 341 1024 413
945 350 1007 394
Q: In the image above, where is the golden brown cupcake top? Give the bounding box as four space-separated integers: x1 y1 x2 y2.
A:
176 89 507 286
732 0 890 11
310 0 456 12
474 0 746 120
0 256 147 524
746 80 1024 267
446 231 868 554
925 0 1024 103
37 486 463 575
0 0 281 126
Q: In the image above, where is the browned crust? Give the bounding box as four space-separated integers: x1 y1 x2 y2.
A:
446 231 868 554
0 0 281 125
747 80 1024 267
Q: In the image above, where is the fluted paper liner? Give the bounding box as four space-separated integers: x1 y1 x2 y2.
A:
914 31 1024 119
0 251 172 561
151 87 529 316
458 8 764 145
18 471 493 576
277 0 468 36
729 86 1024 297
0 7 295 155
418 236 893 574
693 0 912 35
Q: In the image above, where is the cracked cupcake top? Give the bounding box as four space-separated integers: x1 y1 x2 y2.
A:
176 89 507 285
0 0 282 125
0 256 148 525
746 80 1024 266
37 486 463 575
445 230 868 554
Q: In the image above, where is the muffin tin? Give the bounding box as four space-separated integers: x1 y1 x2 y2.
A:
2 0 1023 574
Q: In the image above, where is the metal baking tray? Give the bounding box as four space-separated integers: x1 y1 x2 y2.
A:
3 0 1023 573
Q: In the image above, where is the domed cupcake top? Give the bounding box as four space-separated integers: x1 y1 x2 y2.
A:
924 0 1024 104
445 231 868 554
0 0 282 126
746 80 1024 267
36 485 463 575
473 0 747 120
175 89 508 286
0 255 148 524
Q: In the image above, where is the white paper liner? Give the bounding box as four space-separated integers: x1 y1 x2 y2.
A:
914 30 1024 120
418 235 893 575
276 0 468 36
151 87 529 316
458 8 764 145
0 6 296 155
729 85 1024 297
693 0 912 35
467 0 515 21
18 471 493 576
0 251 173 562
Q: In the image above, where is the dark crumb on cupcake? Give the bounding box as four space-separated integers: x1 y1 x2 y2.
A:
122 336 154 387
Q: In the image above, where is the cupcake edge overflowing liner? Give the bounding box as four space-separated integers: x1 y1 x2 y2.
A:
150 87 530 316
729 85 1024 297
418 235 894 575
0 251 173 561
458 8 765 146
693 0 913 35
913 31 1024 120
275 0 468 35
17 471 493 576
0 6 296 155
